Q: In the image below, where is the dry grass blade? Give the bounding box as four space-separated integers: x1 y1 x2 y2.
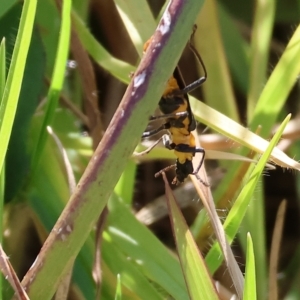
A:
0 244 29 300
191 131 244 299
191 98 300 170
268 200 287 300
69 27 104 147
136 181 201 225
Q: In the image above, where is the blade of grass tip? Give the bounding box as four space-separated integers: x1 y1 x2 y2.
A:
21 1 209 298
0 0 37 173
191 132 244 299
0 244 29 300
240 181 267 300
238 124 266 300
243 233 257 300
205 114 291 274
30 0 71 176
250 24 300 137
268 200 287 300
247 0 276 119
240 122 267 300
114 160 136 204
161 172 219 300
114 274 122 300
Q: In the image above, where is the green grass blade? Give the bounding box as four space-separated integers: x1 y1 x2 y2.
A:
250 24 300 137
0 0 18 19
72 10 135 83
0 37 6 137
113 0 156 51
0 38 5 98
243 233 257 300
243 0 276 281
0 35 6 300
107 195 189 300
0 0 37 173
114 274 122 300
191 97 300 170
28 125 95 298
103 231 164 299
195 0 239 121
114 160 136 204
163 174 219 300
217 2 250 94
240 184 267 299
205 114 291 273
247 0 276 119
30 0 71 174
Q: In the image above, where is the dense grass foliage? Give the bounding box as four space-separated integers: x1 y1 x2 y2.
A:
0 0 300 299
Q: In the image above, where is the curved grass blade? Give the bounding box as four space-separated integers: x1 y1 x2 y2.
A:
113 0 156 52
0 0 37 173
190 134 244 298
72 10 135 83
205 114 291 274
